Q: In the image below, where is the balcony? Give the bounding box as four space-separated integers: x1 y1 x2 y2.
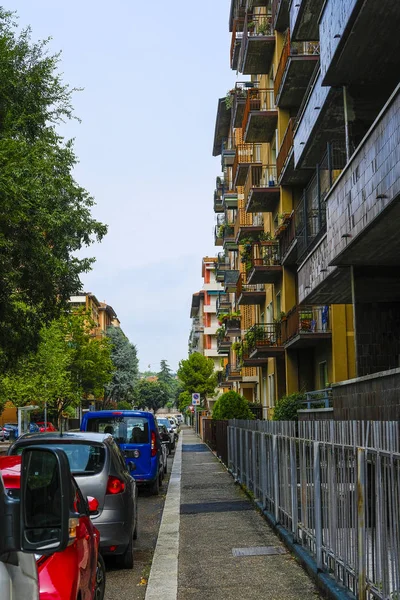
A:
246 323 285 358
226 363 242 381
295 140 347 262
239 14 275 74
217 369 232 388
216 293 231 316
246 164 279 212
235 210 264 243
233 143 261 187
221 138 236 169
282 305 331 349
272 0 290 31
214 176 224 213
224 269 240 293
212 100 232 159
237 274 265 306
223 224 237 251
216 252 230 282
242 88 277 143
277 211 297 265
230 18 244 70
217 329 232 354
223 190 238 209
231 82 256 127
214 214 225 247
274 31 320 108
246 241 282 285
290 0 324 42
224 317 241 336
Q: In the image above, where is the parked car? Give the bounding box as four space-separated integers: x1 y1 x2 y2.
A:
36 421 58 432
0 426 9 441
3 422 40 439
8 431 138 568
167 416 180 442
156 417 175 452
174 413 183 424
80 410 165 495
0 446 105 600
159 429 168 474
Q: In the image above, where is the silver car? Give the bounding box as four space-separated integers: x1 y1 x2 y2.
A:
8 431 138 568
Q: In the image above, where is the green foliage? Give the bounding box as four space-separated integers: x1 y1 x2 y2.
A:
177 352 217 405
117 400 132 410
178 390 192 414
133 379 169 413
104 326 138 408
212 391 254 420
0 309 114 425
272 392 306 421
0 10 107 367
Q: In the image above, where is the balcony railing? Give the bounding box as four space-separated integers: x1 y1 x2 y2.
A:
216 293 231 315
252 241 280 267
278 211 296 261
242 88 275 130
239 14 275 74
300 388 332 409
274 30 320 100
226 363 242 380
236 273 265 305
245 322 283 354
230 18 244 69
232 142 257 184
217 329 232 353
282 305 331 344
295 140 347 261
276 118 294 179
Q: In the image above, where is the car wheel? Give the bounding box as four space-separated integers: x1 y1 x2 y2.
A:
150 474 160 496
94 553 106 599
117 530 134 569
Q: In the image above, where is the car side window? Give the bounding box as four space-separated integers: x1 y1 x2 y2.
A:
111 440 128 473
73 481 88 516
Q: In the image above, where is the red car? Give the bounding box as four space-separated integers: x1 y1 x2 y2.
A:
36 421 58 432
0 455 106 600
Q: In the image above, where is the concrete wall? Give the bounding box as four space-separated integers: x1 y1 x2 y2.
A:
332 368 400 420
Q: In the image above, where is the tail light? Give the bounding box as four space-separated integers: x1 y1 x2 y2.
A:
107 476 125 495
151 431 157 457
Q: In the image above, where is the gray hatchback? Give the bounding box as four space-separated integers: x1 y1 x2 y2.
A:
8 431 138 568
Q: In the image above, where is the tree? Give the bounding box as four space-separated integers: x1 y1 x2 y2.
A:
178 390 192 414
133 380 169 413
177 353 217 405
0 10 107 368
157 360 173 386
272 392 306 421
212 391 254 420
104 326 139 408
0 310 114 425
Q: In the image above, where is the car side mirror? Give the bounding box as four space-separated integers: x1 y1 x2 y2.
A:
20 447 73 554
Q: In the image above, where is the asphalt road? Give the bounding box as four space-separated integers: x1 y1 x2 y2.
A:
104 447 174 600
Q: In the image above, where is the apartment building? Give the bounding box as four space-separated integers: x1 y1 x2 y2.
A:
189 257 225 411
211 0 400 419
69 293 119 338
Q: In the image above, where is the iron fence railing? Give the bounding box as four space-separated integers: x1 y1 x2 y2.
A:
227 419 400 600
274 29 320 99
252 241 280 267
245 322 283 353
282 305 331 343
276 117 294 179
216 293 231 315
278 210 296 260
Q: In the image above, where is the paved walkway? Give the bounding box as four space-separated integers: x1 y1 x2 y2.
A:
146 428 321 600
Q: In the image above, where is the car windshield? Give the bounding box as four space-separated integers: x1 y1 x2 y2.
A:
86 416 150 444
157 418 170 428
13 442 105 475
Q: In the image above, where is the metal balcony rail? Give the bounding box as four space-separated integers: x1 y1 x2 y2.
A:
216 213 225 227
245 322 283 353
230 18 244 66
221 137 235 153
242 88 275 131
217 328 232 347
252 241 280 266
237 274 266 297
274 29 320 99
279 211 296 259
300 388 333 409
295 140 347 261
232 143 258 182
226 363 242 379
224 317 242 331
282 305 331 343
249 163 278 188
217 252 230 268
245 13 274 37
276 118 294 179
216 293 231 315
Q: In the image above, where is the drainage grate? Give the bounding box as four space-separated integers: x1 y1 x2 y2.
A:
180 501 253 514
232 546 287 557
182 444 209 452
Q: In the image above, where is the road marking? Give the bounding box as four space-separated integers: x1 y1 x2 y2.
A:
145 435 182 600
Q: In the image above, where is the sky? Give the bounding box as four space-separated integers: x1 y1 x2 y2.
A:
10 0 239 373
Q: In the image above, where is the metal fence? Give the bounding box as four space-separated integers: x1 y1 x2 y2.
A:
203 419 229 466
227 420 400 600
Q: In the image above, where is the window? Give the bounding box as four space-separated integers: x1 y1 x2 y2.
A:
319 362 328 389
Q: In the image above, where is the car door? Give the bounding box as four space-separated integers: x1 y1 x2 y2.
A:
72 481 98 600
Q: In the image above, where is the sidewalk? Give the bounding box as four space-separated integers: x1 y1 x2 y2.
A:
146 427 321 600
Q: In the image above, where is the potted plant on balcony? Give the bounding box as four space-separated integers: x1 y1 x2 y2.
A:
247 21 255 33
257 19 270 35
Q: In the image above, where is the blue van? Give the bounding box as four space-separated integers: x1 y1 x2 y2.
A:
80 410 164 494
